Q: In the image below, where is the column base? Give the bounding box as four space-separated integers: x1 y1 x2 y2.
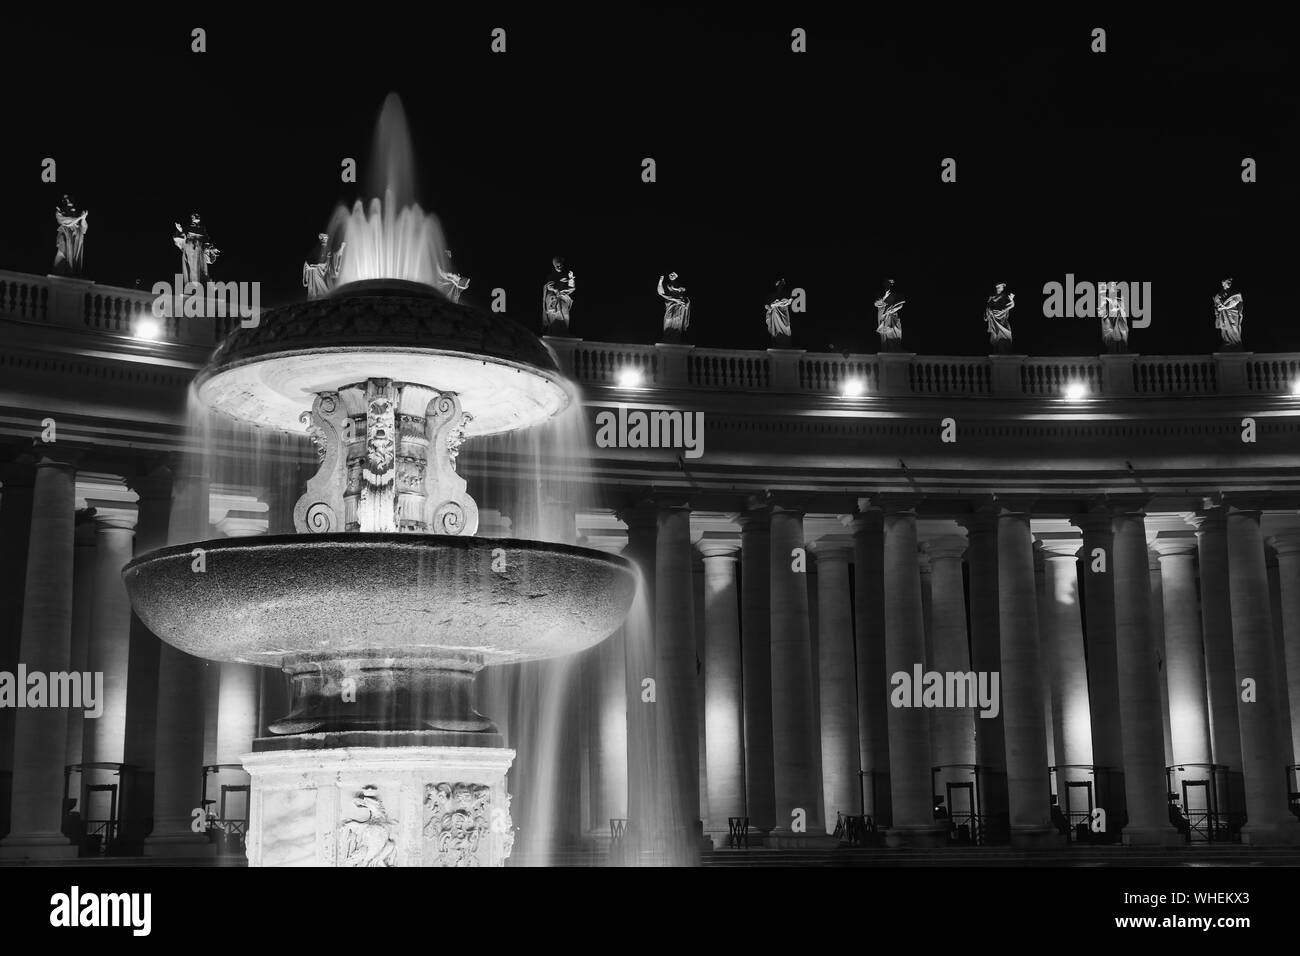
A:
764 832 841 849
1121 826 1186 847
1010 825 1064 849
883 824 947 848
243 741 516 867
0 832 78 860
145 832 218 859
1240 821 1300 846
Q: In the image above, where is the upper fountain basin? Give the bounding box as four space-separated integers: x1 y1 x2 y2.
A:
195 280 572 437
122 533 637 666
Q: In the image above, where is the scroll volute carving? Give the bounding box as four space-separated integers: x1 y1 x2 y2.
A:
293 391 348 533
423 392 479 536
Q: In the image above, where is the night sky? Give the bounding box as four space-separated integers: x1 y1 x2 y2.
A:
0 12 1295 356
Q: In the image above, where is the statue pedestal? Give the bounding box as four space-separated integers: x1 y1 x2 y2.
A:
243 737 515 867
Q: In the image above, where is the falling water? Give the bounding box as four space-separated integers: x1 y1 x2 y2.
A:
181 93 654 865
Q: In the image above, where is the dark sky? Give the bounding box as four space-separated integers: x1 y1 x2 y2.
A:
0 11 1295 356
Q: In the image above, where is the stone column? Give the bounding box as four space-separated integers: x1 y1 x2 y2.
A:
119 466 172 850
0 458 34 840
694 555 708 832
701 544 744 836
1112 510 1175 844
1225 507 1295 840
82 513 137 765
653 501 699 857
925 535 975 768
1269 529 1300 763
919 551 934 670
618 501 657 846
1152 535 1212 766
882 508 943 845
1071 507 1124 803
960 510 1007 823
849 512 890 823
768 505 821 834
740 509 775 831
812 542 858 831
0 453 78 858
1189 508 1242 770
1038 539 1093 768
147 468 212 856
996 506 1053 845
587 604 628 833
1266 549 1294 768
215 664 260 765
1149 550 1174 767
1033 542 1056 769
65 512 97 768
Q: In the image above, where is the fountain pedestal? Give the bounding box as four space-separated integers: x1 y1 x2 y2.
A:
244 735 515 867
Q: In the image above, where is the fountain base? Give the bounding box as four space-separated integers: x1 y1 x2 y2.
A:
243 738 515 867
271 652 497 735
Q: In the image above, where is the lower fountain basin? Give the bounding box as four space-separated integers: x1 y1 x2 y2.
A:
122 533 637 667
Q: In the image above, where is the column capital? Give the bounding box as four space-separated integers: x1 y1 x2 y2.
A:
1185 506 1227 534
697 542 739 561
738 509 771 536
614 498 658 532
92 510 137 533
844 509 883 536
1223 504 1264 521
1150 531 1198 558
810 539 852 562
861 492 927 516
1268 529 1300 556
126 464 174 504
31 446 80 471
923 534 968 561
1036 533 1083 559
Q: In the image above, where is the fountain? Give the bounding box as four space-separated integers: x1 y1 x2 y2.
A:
121 96 637 867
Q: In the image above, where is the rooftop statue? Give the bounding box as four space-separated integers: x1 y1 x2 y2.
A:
1213 277 1244 350
173 213 220 286
53 194 88 277
1099 283 1129 354
658 271 690 343
542 256 575 333
765 278 794 345
438 249 470 303
874 278 905 352
302 232 345 299
985 281 1015 354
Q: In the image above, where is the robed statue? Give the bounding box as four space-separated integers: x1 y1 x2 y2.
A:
658 271 690 343
302 232 345 299
542 257 575 333
53 195 88 276
874 279 905 352
765 278 794 345
173 214 220 285
1213 277 1244 350
985 282 1015 354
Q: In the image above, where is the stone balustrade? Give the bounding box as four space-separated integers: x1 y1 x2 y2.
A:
3 269 1299 399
